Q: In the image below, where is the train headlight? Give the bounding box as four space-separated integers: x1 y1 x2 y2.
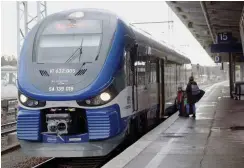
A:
100 92 111 101
20 94 28 103
77 85 117 106
85 100 91 105
18 92 46 108
26 100 39 107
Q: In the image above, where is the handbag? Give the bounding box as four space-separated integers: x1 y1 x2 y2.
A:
191 84 201 95
192 89 205 103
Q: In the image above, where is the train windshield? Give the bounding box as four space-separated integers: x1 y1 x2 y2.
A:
35 19 102 63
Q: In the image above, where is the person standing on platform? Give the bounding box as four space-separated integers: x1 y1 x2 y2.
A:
177 86 184 116
185 76 200 118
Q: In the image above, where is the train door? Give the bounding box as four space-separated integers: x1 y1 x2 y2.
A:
135 45 149 112
133 57 139 112
155 58 160 120
159 59 165 119
130 44 138 112
147 55 158 120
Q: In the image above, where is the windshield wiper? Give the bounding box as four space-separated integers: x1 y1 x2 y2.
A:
65 39 83 63
78 39 83 62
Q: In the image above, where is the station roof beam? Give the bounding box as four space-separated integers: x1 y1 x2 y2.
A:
167 1 244 61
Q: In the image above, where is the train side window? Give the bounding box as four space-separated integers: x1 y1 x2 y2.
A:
136 45 147 86
150 61 154 83
136 61 146 86
149 56 157 84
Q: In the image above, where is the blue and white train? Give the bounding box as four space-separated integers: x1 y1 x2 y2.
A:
17 9 191 157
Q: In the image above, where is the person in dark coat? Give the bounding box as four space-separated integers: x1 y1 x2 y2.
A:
185 76 199 117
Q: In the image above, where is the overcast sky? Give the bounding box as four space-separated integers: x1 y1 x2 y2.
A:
1 1 214 66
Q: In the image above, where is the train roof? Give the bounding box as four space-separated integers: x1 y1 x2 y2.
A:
130 25 191 64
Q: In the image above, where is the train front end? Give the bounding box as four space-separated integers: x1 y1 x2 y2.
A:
17 9 130 157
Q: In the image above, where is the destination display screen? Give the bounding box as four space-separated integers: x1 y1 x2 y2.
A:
43 20 102 35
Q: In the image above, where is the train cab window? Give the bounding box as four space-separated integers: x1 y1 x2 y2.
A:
113 68 126 92
34 19 102 63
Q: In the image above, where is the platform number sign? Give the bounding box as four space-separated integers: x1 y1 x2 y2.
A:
215 56 221 63
219 33 228 41
217 32 232 43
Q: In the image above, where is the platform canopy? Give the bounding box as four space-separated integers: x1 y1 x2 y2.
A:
167 1 244 63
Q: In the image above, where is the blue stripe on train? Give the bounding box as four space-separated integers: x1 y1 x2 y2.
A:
86 104 125 140
17 110 42 141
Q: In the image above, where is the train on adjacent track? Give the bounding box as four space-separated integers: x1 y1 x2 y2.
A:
17 8 192 157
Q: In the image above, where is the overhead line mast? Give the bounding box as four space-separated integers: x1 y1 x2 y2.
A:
17 1 47 58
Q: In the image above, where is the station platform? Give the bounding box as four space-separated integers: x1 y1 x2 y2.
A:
102 81 244 168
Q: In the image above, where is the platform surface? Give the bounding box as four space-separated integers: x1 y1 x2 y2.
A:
103 81 244 168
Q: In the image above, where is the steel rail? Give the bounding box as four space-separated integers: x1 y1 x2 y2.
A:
1 128 16 136
1 121 17 128
1 143 20 155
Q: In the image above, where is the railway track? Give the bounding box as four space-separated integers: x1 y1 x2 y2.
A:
1 98 19 155
31 135 142 168
1 126 20 155
32 156 112 168
1 126 16 136
1 132 20 155
1 142 20 155
2 121 17 130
